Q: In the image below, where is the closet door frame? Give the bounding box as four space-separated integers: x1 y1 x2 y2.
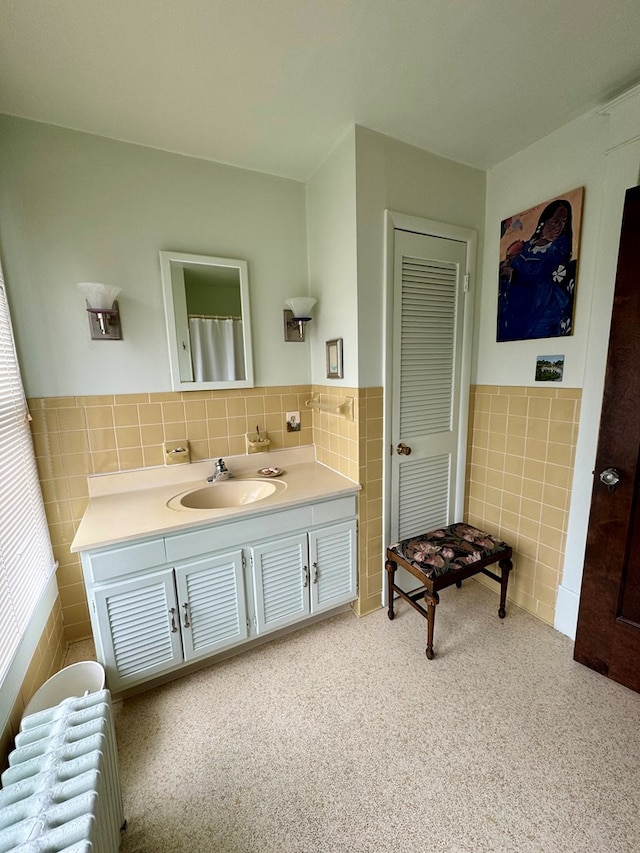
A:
382 210 477 601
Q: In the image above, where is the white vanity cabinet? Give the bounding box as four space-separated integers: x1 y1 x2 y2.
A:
309 520 358 613
251 520 357 634
93 568 184 687
88 549 248 692
251 533 309 634
80 496 357 693
174 551 248 660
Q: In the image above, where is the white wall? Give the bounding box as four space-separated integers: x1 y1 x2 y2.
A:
305 126 486 390
476 89 640 637
353 126 486 387
0 117 485 399
6 102 640 641
557 93 640 637
0 116 309 397
305 128 358 386
476 111 609 388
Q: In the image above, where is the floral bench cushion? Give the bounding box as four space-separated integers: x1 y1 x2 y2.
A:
388 523 510 580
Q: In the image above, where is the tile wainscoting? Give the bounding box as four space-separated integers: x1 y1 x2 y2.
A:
0 598 66 768
465 384 581 625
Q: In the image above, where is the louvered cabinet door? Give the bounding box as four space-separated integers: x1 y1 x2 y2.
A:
174 550 248 662
250 533 309 634
391 229 468 542
92 569 183 691
309 521 357 614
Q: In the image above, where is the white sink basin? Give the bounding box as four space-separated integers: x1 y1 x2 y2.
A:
168 478 285 510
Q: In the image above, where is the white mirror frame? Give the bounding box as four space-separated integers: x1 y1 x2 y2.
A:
160 250 255 391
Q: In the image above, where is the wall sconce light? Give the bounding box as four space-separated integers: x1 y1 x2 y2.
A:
283 297 317 342
77 282 122 340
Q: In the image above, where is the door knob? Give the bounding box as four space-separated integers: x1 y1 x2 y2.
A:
396 443 412 456
599 467 620 491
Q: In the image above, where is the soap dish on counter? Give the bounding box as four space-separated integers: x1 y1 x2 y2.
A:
257 467 284 477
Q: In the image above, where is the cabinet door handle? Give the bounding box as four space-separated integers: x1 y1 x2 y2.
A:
169 607 178 633
302 565 309 587
312 562 319 584
182 602 191 628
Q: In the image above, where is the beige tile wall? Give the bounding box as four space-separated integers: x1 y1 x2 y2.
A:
465 384 581 625
356 389 384 615
311 386 384 616
1 598 66 771
311 385 359 481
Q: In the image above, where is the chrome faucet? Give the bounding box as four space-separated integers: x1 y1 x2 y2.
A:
207 458 231 482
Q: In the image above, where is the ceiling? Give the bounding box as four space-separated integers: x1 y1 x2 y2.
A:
2 0 640 182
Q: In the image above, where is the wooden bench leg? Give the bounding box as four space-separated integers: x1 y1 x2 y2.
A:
385 559 396 620
498 557 512 619
425 591 439 660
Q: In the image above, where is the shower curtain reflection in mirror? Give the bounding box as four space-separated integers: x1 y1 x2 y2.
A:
160 250 254 391
188 316 245 381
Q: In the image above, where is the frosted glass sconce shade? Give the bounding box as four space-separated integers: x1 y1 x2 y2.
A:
77 282 123 340
283 296 317 342
77 282 121 310
285 297 316 318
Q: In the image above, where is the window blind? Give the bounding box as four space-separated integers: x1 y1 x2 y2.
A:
0 261 55 683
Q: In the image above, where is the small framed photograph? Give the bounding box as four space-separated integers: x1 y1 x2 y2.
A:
326 338 343 379
535 354 565 382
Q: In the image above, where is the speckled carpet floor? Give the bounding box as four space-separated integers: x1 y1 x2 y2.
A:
68 581 640 852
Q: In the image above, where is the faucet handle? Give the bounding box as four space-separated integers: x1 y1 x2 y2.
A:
207 458 229 482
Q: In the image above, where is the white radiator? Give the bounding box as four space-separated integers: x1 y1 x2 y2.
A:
0 689 124 852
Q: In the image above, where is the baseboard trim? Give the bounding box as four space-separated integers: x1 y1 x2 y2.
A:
554 584 580 640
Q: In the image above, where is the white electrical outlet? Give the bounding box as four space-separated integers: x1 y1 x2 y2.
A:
286 411 301 432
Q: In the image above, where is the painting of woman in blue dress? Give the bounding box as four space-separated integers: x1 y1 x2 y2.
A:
497 188 584 342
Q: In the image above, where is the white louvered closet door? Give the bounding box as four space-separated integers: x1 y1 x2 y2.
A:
390 229 468 543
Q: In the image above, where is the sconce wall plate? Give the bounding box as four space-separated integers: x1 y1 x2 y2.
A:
283 309 309 342
85 301 122 340
283 296 316 342
77 281 123 340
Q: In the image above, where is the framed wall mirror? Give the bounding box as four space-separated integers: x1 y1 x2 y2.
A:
160 251 254 391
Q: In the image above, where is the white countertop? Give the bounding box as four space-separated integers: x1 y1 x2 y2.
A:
71 447 360 553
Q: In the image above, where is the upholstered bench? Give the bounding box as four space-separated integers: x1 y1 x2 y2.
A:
385 523 513 659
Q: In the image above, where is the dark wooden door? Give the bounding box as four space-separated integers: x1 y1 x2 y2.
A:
574 185 640 692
